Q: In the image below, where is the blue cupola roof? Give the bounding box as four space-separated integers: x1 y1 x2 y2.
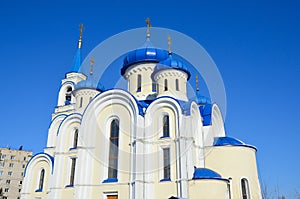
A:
74 76 104 91
192 168 223 180
121 38 169 76
152 54 191 80
196 91 211 105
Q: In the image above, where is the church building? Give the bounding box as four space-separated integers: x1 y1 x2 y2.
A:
21 21 262 199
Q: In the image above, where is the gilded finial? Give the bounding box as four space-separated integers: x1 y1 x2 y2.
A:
89 57 95 75
145 18 151 38
78 24 84 49
196 75 199 91
168 35 172 54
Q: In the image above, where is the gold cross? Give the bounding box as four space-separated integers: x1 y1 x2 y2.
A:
79 24 84 40
77 24 84 49
168 35 172 54
89 57 95 75
145 18 151 38
196 75 199 91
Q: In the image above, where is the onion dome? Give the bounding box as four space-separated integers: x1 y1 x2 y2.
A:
74 77 104 91
121 38 169 76
152 55 191 80
192 168 223 180
196 91 211 105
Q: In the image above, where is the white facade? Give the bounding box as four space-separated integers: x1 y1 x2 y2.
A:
21 28 262 199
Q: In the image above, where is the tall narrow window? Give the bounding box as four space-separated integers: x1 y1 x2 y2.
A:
164 79 168 91
79 97 83 108
163 115 170 137
241 178 250 199
163 148 170 180
152 80 156 92
175 79 179 91
73 129 78 148
137 74 142 92
38 169 45 191
70 158 76 185
108 119 119 179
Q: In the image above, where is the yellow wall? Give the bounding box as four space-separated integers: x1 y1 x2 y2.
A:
189 179 228 199
205 146 262 199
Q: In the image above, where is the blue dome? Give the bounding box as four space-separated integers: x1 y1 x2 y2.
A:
152 55 191 80
195 91 211 105
121 47 168 76
192 168 222 180
75 77 104 91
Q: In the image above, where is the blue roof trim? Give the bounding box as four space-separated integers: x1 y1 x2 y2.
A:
192 168 229 182
70 48 81 72
61 81 75 87
160 178 171 182
24 152 54 177
199 104 212 126
213 137 257 151
56 113 83 135
102 178 118 183
48 114 67 128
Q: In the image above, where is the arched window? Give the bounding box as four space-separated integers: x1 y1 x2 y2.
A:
164 79 168 91
137 74 142 92
73 129 78 148
163 115 169 137
108 119 119 179
175 79 179 91
65 87 72 105
38 169 45 191
241 178 250 199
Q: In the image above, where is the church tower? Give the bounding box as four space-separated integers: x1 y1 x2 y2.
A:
53 24 86 118
21 21 262 199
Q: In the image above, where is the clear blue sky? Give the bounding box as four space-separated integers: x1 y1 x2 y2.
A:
0 0 299 197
